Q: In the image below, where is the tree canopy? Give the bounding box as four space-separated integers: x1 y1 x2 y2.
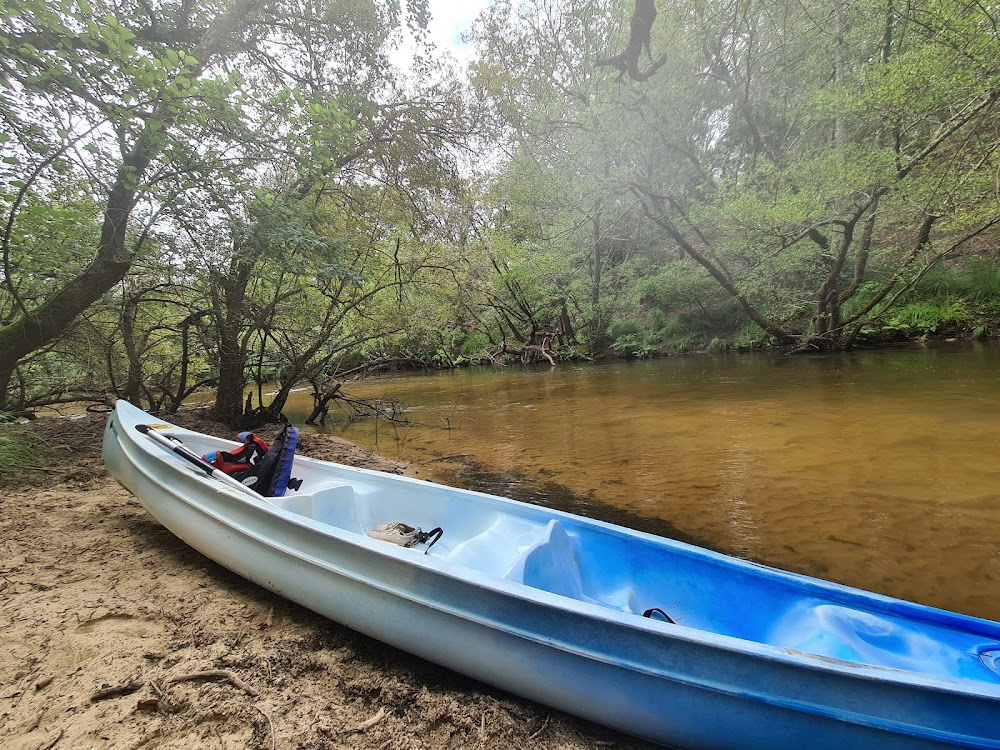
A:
471 0 1000 352
2 0 999 417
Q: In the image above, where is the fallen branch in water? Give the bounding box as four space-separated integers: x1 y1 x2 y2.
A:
306 388 409 427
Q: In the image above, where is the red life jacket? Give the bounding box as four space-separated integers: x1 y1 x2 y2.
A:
202 426 301 496
202 431 269 475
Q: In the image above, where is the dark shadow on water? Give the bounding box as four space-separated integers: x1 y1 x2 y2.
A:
440 461 850 584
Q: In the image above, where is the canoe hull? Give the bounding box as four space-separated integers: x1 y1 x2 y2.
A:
103 403 1000 749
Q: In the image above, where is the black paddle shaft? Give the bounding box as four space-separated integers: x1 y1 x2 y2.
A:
136 424 217 476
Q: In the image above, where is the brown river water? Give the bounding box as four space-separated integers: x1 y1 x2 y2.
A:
279 343 1000 622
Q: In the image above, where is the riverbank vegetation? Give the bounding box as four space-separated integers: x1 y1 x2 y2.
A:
2 0 999 421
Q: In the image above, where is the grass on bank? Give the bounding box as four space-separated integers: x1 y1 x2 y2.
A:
0 417 48 484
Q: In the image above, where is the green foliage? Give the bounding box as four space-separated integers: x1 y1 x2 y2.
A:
469 0 1000 350
856 262 1000 339
883 300 965 334
914 270 965 300
0 0 477 412
912 263 1000 305
610 333 653 358
460 330 492 359
965 263 1000 306
608 320 641 342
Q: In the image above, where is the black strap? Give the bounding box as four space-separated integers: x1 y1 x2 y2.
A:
642 607 675 624
404 526 443 553
421 527 443 553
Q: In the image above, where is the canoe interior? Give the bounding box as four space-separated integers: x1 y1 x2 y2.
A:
166 430 1000 687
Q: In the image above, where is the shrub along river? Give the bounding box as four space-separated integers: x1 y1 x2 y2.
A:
280 343 1000 622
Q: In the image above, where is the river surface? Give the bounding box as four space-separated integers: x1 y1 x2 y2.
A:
281 344 1000 622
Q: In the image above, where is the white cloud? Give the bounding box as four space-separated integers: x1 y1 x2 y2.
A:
425 0 490 55
391 0 492 73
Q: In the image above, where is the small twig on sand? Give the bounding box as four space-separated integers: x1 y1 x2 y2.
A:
90 680 143 702
167 670 259 697
529 715 550 739
124 727 162 750
38 728 64 750
255 706 276 750
347 706 386 733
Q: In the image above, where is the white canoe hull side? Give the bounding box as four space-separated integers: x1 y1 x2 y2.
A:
102 403 1000 750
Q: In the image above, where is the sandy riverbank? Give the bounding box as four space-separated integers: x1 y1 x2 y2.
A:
0 412 652 750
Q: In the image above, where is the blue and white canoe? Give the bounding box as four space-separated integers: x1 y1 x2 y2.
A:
102 400 1000 750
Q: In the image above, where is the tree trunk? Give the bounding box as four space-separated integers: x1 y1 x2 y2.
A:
215 337 247 424
558 301 575 344
211 254 256 424
120 294 144 405
590 207 605 346
305 381 342 425
256 378 294 423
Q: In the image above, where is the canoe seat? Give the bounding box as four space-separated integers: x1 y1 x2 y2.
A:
272 483 361 532
504 520 584 601
769 602 980 676
445 515 553 577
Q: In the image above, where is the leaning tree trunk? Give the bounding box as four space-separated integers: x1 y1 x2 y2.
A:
0 1 262 411
0 163 142 410
632 185 795 346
